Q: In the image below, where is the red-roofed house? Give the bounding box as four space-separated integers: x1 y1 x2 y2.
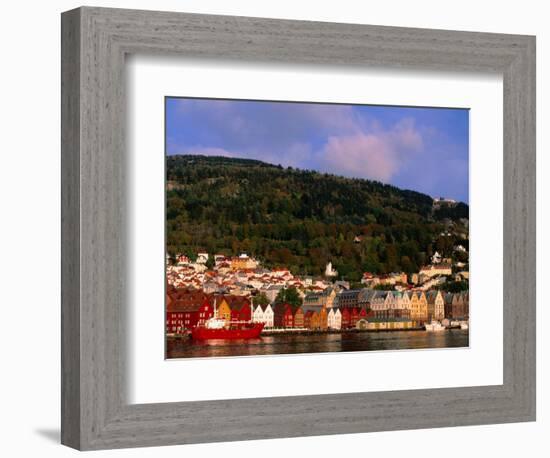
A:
166 293 213 334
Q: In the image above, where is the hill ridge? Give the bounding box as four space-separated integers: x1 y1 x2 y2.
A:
166 154 469 280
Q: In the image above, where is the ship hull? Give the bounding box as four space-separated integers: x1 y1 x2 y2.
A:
191 323 265 340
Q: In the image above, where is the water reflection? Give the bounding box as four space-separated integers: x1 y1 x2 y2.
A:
166 329 469 359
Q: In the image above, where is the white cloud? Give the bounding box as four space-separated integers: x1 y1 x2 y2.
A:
319 118 424 182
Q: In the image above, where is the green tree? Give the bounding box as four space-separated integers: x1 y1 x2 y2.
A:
439 281 469 293
205 256 215 270
275 287 302 308
400 255 414 274
384 244 399 272
253 293 270 306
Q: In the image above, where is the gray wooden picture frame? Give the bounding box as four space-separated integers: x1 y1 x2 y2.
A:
61 6 536 451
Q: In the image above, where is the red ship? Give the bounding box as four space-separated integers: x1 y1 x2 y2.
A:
191 298 265 340
191 320 264 340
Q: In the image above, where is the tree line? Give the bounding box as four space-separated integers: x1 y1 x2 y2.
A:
166 155 469 281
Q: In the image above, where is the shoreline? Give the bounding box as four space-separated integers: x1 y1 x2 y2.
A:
167 326 467 340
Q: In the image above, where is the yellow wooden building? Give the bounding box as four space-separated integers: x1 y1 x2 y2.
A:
216 298 232 322
410 291 429 323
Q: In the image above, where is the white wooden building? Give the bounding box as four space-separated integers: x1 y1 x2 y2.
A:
327 308 342 330
252 304 274 328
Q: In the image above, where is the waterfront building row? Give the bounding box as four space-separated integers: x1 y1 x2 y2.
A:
166 287 468 334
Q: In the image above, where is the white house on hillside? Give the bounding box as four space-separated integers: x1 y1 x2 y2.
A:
419 263 452 279
196 252 209 264
325 262 338 277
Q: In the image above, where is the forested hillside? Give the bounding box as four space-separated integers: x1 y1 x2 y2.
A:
166 155 469 281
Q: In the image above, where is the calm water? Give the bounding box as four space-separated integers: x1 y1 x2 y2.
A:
166 329 469 359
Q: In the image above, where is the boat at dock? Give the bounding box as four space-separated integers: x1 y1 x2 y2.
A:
191 319 264 340
424 320 446 332
190 298 264 340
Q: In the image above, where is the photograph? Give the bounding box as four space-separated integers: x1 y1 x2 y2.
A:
164 97 470 359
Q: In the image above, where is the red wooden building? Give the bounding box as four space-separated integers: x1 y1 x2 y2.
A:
166 289 213 333
350 307 360 328
340 307 351 329
226 296 253 322
274 303 294 328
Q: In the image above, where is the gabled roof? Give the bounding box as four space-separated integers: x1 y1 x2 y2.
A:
214 294 250 311
167 299 204 313
371 291 390 301
426 290 442 303
358 288 377 302
166 288 209 307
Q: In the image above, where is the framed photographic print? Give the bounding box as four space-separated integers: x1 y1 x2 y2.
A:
164 97 471 360
61 6 536 450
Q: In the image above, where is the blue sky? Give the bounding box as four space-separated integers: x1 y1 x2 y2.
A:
166 97 469 203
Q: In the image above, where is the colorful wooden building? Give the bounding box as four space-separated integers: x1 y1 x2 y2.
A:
274 303 294 328
166 288 213 333
293 307 305 328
